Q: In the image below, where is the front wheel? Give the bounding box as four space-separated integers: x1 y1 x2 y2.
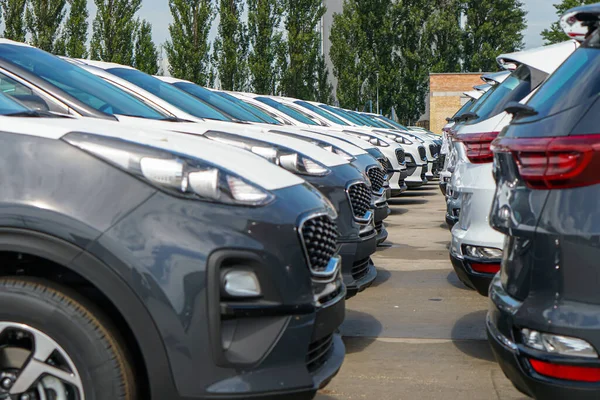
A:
0 277 137 400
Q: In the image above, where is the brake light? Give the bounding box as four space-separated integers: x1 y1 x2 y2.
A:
492 135 600 189
529 359 600 382
456 132 499 163
470 263 500 274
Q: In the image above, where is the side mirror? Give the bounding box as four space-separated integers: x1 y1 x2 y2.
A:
11 94 50 112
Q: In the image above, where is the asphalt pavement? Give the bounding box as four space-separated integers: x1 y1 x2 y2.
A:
316 182 527 400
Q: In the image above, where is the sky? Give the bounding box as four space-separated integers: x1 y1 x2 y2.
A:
130 0 558 54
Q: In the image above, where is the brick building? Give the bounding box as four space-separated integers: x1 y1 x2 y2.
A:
427 73 488 134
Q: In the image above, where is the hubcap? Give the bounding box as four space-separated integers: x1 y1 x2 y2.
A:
0 323 84 400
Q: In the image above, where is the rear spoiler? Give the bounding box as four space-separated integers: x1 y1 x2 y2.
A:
561 4 600 42
480 71 510 85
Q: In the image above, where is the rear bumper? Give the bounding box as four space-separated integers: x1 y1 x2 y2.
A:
449 253 493 295
338 233 378 298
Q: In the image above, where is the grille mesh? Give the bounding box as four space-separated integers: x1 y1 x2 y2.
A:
429 144 440 158
418 146 427 161
395 148 405 164
367 167 385 193
347 183 371 219
300 215 338 274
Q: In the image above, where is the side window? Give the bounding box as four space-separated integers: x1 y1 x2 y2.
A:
0 71 69 114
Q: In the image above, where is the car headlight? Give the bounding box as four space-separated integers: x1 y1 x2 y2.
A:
63 132 274 206
204 131 330 176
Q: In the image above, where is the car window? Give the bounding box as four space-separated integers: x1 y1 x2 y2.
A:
0 45 166 119
108 68 230 121
255 97 318 125
452 99 474 119
468 65 533 124
173 82 265 123
524 47 600 122
294 101 349 126
215 92 283 124
320 104 363 125
0 92 28 115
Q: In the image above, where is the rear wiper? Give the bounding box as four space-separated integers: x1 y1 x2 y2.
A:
504 101 538 118
460 112 479 122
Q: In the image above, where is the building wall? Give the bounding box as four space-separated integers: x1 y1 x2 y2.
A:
429 73 486 134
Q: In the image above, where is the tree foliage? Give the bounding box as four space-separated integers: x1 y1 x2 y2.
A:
1 0 27 41
247 0 284 94
25 0 66 52
58 0 89 58
134 20 159 74
281 0 326 100
165 0 214 85
213 0 248 90
90 0 141 64
541 0 597 44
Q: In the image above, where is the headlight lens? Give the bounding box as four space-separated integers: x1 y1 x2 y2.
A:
205 131 330 176
522 329 598 358
63 132 274 206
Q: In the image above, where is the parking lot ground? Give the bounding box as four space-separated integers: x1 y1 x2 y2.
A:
316 182 527 400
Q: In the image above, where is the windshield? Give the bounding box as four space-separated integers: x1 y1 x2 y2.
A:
0 92 28 115
107 68 230 121
525 47 600 121
215 92 282 124
0 45 166 119
468 65 533 124
373 115 410 130
173 82 265 123
320 104 364 125
294 101 349 126
255 97 318 125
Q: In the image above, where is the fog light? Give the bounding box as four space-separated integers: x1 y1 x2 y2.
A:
464 245 502 260
222 270 261 298
522 329 598 358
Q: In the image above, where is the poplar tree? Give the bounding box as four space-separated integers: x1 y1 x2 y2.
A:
247 0 284 94
59 0 89 58
90 0 142 65
213 0 248 90
541 0 597 44
134 20 159 74
0 0 27 41
165 0 215 85
25 0 66 52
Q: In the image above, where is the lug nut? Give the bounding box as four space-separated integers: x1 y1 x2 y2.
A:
0 378 11 389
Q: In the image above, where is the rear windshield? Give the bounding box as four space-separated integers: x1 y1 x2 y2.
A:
0 92 27 115
294 101 349 126
524 47 600 121
468 65 533 124
173 82 265 123
256 97 318 125
452 99 474 119
0 45 166 119
108 68 230 121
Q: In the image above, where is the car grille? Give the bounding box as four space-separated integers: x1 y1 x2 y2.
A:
375 221 384 233
299 215 338 275
351 257 371 281
429 144 440 158
367 166 385 193
418 146 427 161
379 157 393 173
306 334 334 373
347 183 371 220
395 148 405 164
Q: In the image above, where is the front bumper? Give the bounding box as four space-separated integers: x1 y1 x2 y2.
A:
449 253 494 295
338 232 378 298
373 196 389 245
488 276 600 400
406 165 427 188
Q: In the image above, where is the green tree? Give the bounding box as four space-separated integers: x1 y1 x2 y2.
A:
281 0 326 100
1 0 27 41
315 53 333 104
247 0 283 94
165 0 214 85
90 0 141 64
541 0 597 44
462 0 527 72
25 0 66 52
58 0 89 58
424 0 463 73
134 20 159 74
213 0 248 90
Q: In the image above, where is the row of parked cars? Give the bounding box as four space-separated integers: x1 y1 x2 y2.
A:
440 3 600 399
0 38 441 399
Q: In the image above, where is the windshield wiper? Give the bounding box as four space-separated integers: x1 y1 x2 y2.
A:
160 116 193 123
4 110 44 118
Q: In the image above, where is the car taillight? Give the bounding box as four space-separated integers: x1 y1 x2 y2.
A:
492 135 600 189
456 132 499 164
529 359 600 382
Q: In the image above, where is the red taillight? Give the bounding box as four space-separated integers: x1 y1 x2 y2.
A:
456 132 499 164
529 359 600 382
470 263 501 274
492 135 600 189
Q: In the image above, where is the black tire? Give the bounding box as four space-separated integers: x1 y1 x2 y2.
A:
0 277 137 400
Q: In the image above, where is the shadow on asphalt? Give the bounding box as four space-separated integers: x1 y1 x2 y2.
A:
370 267 391 288
400 190 438 197
388 207 409 216
407 185 437 191
446 271 473 291
340 309 383 355
439 222 449 230
451 310 495 362
388 198 429 206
